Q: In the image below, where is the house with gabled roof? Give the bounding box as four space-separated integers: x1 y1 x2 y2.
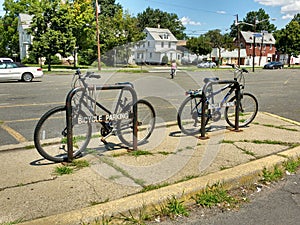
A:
134 27 181 64
239 31 276 66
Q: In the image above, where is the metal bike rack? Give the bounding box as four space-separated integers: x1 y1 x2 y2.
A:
200 80 241 139
65 84 138 162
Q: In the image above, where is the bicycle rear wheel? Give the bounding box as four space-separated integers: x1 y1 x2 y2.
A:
117 99 155 147
224 92 258 127
34 106 92 162
177 95 208 135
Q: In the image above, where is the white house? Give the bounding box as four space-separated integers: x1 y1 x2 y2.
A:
134 27 181 64
18 13 33 60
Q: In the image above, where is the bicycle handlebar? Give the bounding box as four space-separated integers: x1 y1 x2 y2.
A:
226 63 249 73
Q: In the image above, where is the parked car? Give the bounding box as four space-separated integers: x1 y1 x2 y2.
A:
0 62 43 82
197 61 216 68
0 57 13 62
263 61 284 69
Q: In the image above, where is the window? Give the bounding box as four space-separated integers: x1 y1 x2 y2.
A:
249 43 252 49
148 41 150 47
161 42 164 48
149 52 152 58
270 44 272 50
168 42 171 48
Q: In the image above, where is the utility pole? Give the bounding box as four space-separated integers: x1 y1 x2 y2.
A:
252 18 256 72
95 0 101 71
235 14 241 67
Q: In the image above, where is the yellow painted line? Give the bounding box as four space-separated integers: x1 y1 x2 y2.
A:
1 123 27 143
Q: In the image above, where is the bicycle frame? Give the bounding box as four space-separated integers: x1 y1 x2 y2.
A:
65 83 138 161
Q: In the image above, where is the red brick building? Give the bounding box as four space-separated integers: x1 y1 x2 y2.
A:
238 31 276 66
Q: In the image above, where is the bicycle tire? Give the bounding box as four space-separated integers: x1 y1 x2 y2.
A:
224 92 258 128
34 105 92 162
117 99 155 147
177 95 209 135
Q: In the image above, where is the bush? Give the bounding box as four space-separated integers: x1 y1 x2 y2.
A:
45 55 61 65
161 55 168 65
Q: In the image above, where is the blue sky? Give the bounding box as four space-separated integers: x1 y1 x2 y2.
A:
116 0 300 36
0 0 299 36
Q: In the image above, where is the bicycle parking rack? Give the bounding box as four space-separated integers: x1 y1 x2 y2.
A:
65 84 138 162
200 80 241 139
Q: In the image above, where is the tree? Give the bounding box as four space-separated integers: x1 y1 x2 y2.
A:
229 8 276 38
28 0 76 71
205 30 234 66
0 0 37 59
136 7 186 40
186 35 212 63
274 18 300 67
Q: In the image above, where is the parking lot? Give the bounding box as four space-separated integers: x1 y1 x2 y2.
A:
0 68 299 146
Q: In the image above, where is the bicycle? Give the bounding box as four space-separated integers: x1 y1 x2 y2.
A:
34 69 156 162
177 64 258 135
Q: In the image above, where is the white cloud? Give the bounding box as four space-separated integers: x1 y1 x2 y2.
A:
180 16 201 26
255 0 300 19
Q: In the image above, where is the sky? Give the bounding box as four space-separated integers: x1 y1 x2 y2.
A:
0 0 299 36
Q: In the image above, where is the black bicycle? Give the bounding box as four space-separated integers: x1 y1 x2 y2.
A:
34 69 155 162
177 64 258 135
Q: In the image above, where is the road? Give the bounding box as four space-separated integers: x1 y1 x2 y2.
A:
0 68 299 146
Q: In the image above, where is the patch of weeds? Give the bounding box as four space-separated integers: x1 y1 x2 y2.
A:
220 140 235 144
81 214 113 225
165 195 189 218
118 206 151 225
193 183 238 208
283 158 300 174
129 150 153 157
220 165 232 170
242 139 299 148
69 159 90 169
185 146 193 150
177 175 199 183
0 219 23 225
141 182 169 192
262 124 298 132
54 165 73 175
242 149 256 157
108 175 122 180
89 198 109 206
157 151 173 155
24 145 35 149
261 165 283 183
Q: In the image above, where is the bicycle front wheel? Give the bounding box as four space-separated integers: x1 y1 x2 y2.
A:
177 95 208 135
224 92 258 128
117 99 155 147
34 106 92 162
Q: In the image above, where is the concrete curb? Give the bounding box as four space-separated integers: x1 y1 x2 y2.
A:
19 146 300 225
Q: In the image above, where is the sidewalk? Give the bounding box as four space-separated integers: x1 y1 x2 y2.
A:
0 112 299 224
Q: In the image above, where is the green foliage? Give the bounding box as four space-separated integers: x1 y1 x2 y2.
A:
136 7 186 40
193 183 237 208
261 165 283 183
165 196 189 218
44 55 61 65
283 158 300 174
54 165 73 175
161 55 168 65
186 35 212 58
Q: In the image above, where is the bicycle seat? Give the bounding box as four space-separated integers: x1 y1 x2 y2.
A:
203 77 219 83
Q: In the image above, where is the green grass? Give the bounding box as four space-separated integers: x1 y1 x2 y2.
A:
53 159 89 175
261 165 283 183
129 150 153 157
193 183 238 208
54 165 74 175
283 158 300 173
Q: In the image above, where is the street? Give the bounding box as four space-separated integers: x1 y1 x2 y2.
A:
0 68 300 146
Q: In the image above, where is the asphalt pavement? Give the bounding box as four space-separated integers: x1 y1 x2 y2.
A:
0 112 300 225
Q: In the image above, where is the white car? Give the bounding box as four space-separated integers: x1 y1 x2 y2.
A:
197 61 217 68
0 62 43 82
